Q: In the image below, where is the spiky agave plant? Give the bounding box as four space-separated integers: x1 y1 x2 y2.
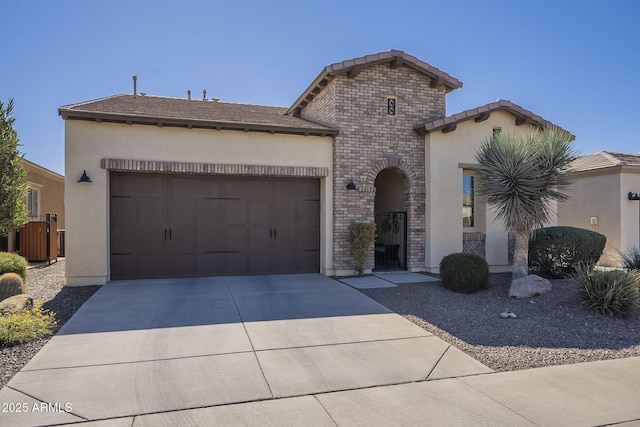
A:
475 126 575 280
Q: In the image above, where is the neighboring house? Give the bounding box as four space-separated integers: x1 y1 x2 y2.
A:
2 159 65 259
558 152 640 267
60 49 569 285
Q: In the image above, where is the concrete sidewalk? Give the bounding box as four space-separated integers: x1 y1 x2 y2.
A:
1 274 640 426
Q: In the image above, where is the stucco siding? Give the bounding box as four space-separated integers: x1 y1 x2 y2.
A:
558 171 622 265
426 110 549 273
65 120 333 285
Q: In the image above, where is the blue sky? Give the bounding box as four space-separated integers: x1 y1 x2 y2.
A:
3 0 639 175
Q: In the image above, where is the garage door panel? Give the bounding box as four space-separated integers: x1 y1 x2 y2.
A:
221 253 248 275
272 227 295 250
272 252 297 273
296 227 320 251
226 179 269 199
272 179 319 200
224 201 247 226
111 200 138 227
138 228 164 253
197 201 220 225
299 251 320 272
270 201 296 225
139 200 164 226
139 254 165 277
197 253 220 275
248 253 269 274
111 228 137 253
225 227 248 251
168 201 195 226
197 227 223 252
111 174 163 198
168 254 195 276
167 227 195 253
297 201 320 226
110 254 138 279
248 227 270 251
169 176 219 198
247 202 269 225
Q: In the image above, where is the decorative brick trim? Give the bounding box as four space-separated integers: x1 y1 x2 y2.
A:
101 158 329 177
365 156 418 187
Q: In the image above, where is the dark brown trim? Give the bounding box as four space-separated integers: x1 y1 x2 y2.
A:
59 109 338 137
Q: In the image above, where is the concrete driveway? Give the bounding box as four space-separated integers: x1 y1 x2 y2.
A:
0 274 494 426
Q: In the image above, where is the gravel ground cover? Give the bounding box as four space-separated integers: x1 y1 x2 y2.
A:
0 260 100 389
360 273 640 371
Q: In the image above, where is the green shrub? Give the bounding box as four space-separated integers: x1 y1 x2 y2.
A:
0 299 57 347
529 226 606 278
620 247 640 271
0 252 27 283
0 273 26 301
349 222 377 276
571 264 640 317
440 253 488 294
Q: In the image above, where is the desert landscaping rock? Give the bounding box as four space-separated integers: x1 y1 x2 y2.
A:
0 260 100 388
0 294 33 314
360 273 640 372
508 274 552 299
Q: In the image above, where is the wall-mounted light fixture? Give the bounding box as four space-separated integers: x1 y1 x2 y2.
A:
346 180 358 190
628 192 640 201
77 170 92 183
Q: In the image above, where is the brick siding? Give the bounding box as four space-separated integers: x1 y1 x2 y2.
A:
302 64 446 272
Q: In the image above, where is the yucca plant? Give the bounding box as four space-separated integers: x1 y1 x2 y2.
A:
571 263 640 317
475 126 575 281
620 247 640 271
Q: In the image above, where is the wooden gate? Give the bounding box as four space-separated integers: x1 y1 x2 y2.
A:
19 213 57 262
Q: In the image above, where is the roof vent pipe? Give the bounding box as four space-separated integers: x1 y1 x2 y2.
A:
133 75 137 96
187 90 191 100
203 89 207 101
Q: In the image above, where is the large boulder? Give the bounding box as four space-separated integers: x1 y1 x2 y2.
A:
0 294 34 315
509 275 552 299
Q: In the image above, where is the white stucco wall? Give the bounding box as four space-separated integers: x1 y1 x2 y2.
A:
557 170 621 265
425 110 554 273
65 120 334 285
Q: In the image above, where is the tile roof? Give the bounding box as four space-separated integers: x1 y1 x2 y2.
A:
287 49 463 115
570 151 640 172
59 94 337 136
414 99 572 137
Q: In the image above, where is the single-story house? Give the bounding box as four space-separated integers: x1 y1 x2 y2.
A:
1 159 65 260
558 151 640 266
60 49 568 285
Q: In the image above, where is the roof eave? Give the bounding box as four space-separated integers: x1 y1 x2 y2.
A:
414 100 574 140
58 109 338 137
287 50 462 116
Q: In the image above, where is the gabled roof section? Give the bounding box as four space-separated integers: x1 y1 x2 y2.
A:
570 151 640 172
414 99 573 139
287 49 463 116
59 94 338 137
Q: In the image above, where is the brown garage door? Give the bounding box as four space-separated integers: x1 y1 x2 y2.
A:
110 173 320 279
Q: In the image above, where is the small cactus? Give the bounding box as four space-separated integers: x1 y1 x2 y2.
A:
0 273 26 301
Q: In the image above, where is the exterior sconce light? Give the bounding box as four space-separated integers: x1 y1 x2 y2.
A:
346 180 358 190
77 170 92 183
629 192 640 201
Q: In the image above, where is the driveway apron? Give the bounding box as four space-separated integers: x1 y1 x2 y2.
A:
0 274 491 425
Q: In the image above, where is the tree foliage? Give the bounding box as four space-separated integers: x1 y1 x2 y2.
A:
0 99 28 237
475 126 575 234
475 126 575 279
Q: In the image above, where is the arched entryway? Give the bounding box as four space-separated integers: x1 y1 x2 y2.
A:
374 168 407 270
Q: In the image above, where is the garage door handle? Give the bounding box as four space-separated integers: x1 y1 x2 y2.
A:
274 229 277 239
169 229 172 240
269 229 273 239
164 229 167 240
112 252 132 255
